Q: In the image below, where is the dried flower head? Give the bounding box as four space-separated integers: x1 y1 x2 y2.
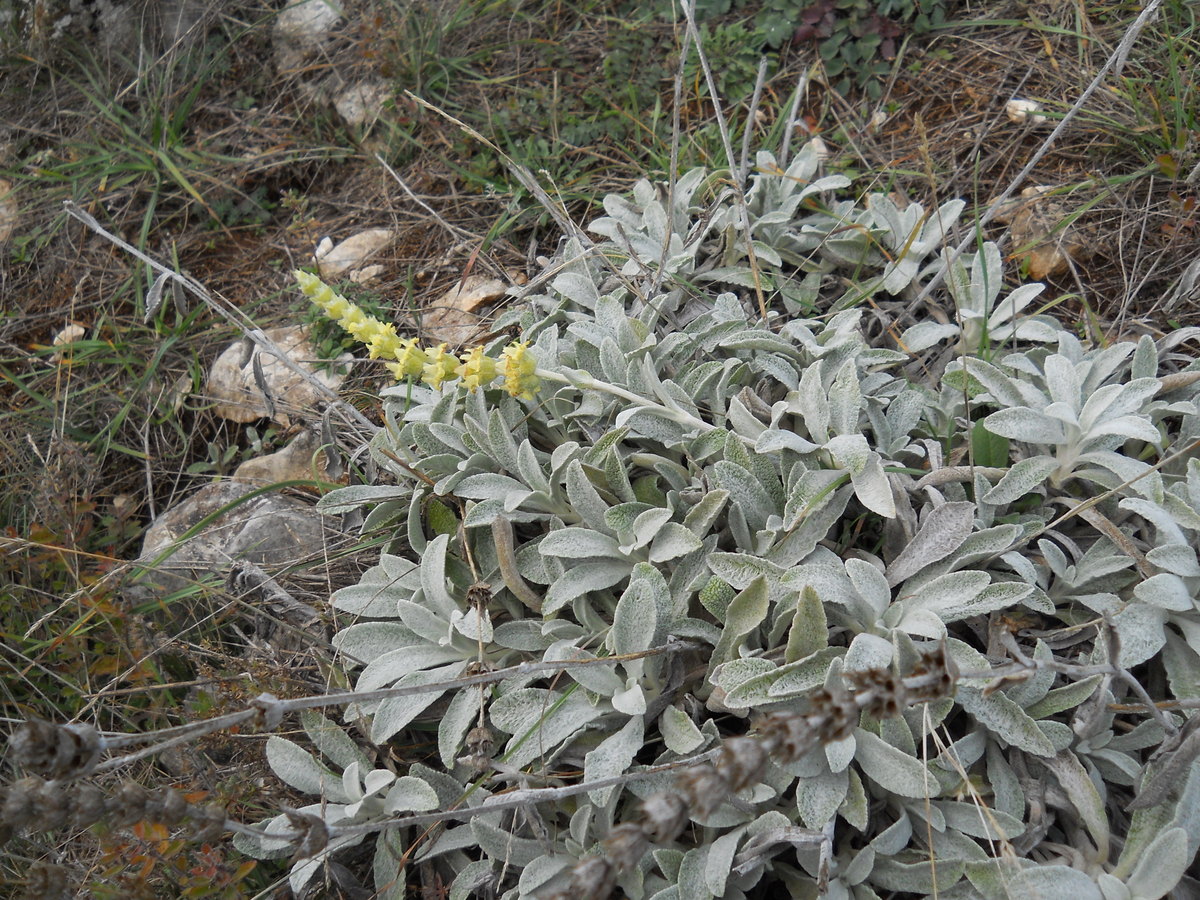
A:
676 764 730 819
9 720 104 779
566 854 616 900
639 790 689 843
808 684 859 745
191 803 229 844
753 711 812 763
285 808 330 863
717 736 767 792
601 823 649 871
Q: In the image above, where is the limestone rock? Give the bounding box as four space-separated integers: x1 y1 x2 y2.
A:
423 275 510 347
315 228 397 280
334 81 391 129
273 0 342 70
206 325 350 426
232 427 336 485
131 480 341 624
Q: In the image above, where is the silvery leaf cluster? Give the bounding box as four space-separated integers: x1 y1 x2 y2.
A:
243 142 1200 899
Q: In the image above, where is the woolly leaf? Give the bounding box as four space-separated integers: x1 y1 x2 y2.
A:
585 715 644 805
661 705 705 754
886 501 977 587
266 736 344 799
982 455 1058 504
853 728 930 798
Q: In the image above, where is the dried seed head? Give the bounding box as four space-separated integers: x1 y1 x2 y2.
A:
191 803 228 844
906 644 958 702
152 787 189 826
717 736 767 792
250 693 284 731
285 809 330 862
2 776 42 831
676 765 730 819
458 725 497 773
9 720 104 779
753 711 812 763
848 668 908 720
809 685 858 744
601 823 649 871
25 861 71 900
110 782 150 827
465 725 494 758
71 784 109 829
466 582 493 609
640 790 689 843
34 778 69 830
567 855 616 900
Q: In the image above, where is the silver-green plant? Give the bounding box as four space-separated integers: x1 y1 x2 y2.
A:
219 136 1200 900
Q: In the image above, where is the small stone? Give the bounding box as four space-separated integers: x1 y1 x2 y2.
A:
232 427 335 485
1006 98 1047 126
334 81 391 129
50 323 87 363
206 325 349 426
273 0 342 70
315 228 397 280
423 275 510 347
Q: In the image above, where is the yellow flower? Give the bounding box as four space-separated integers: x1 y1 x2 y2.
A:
338 305 373 339
364 320 402 360
501 341 540 400
387 339 428 380
456 346 500 392
422 344 458 389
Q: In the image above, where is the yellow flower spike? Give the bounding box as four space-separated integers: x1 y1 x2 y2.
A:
457 346 500 392
422 343 458 389
501 341 540 400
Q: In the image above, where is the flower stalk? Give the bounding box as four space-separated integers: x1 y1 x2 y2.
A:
296 270 712 430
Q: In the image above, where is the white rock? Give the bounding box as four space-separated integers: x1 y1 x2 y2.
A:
233 427 336 485
206 325 350 426
273 0 342 69
334 81 391 128
423 275 510 347
51 323 87 362
1006 98 1047 126
349 264 385 285
315 228 397 279
135 479 341 606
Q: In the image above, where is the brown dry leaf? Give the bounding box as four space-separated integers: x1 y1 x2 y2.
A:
423 275 509 347
989 186 1095 279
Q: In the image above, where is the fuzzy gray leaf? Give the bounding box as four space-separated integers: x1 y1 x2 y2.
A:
585 715 644 805
982 455 1058 505
266 736 344 799
853 728 930 798
886 501 976 587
